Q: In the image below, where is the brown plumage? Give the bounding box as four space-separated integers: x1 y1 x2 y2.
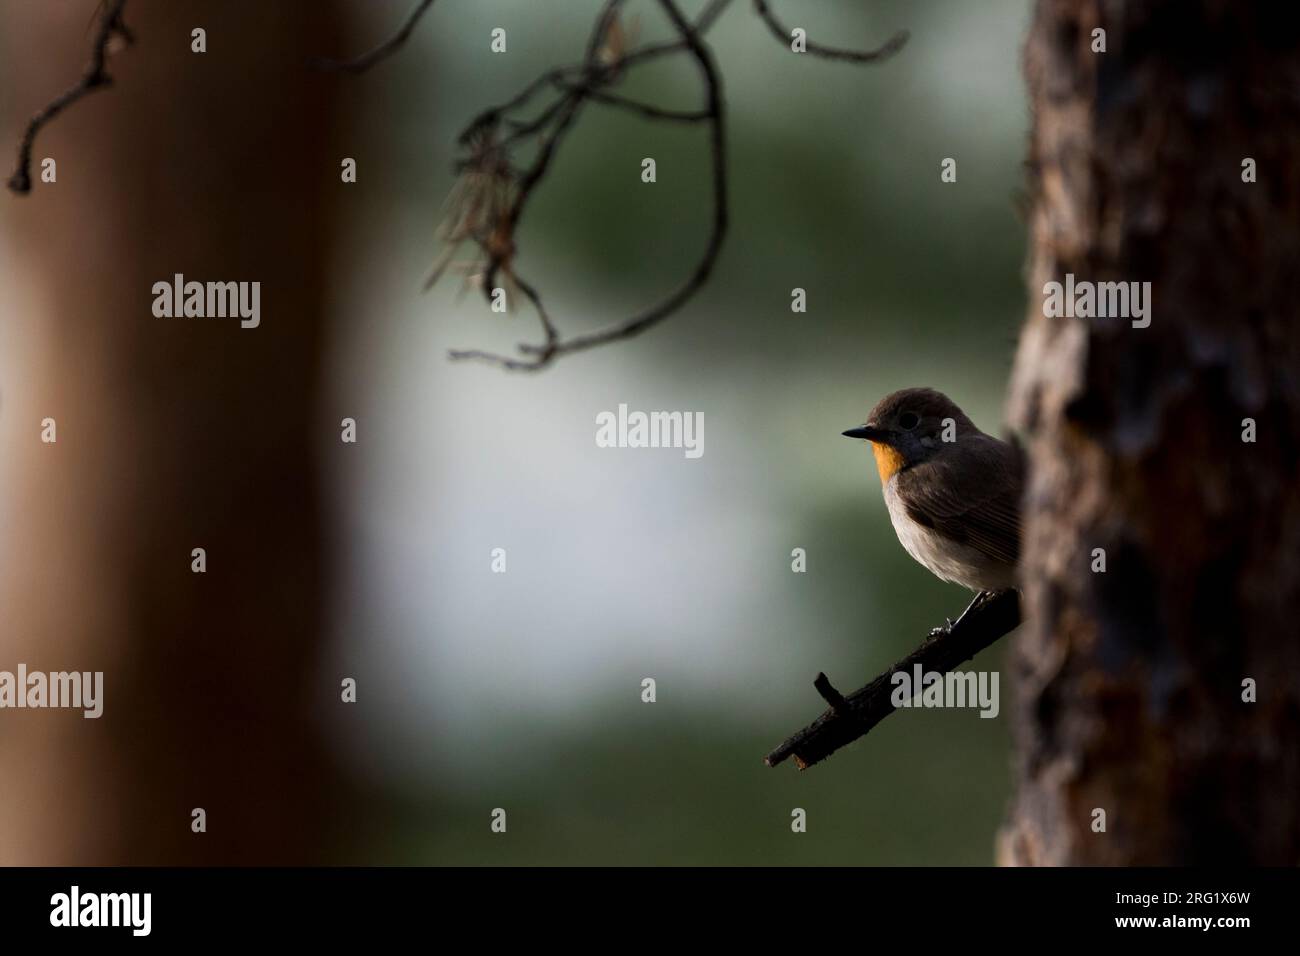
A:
845 387 1023 592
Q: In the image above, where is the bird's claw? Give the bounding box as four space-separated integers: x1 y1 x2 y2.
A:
929 617 955 638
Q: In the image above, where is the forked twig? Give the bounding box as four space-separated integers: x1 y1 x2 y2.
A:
765 590 1020 770
334 0 907 371
7 0 134 195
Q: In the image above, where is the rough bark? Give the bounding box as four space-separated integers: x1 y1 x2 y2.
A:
1001 0 1300 864
0 1 347 863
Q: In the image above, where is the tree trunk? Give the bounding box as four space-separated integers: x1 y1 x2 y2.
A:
0 1 346 864
1000 0 1300 864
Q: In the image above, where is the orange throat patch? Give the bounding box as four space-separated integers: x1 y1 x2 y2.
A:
870 441 906 485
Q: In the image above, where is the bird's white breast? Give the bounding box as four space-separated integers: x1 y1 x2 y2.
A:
881 476 1016 592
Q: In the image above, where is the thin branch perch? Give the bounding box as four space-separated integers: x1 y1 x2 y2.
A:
7 0 133 195
765 589 1021 770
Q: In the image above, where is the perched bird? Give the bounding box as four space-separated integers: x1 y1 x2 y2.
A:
842 387 1022 630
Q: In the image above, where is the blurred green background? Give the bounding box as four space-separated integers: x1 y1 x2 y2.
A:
322 0 1031 864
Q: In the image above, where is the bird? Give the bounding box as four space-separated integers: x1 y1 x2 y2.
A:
842 387 1022 633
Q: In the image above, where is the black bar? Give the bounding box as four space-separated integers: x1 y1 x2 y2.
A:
0 866 1286 942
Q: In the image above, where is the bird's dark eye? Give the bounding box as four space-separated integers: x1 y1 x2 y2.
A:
898 411 920 430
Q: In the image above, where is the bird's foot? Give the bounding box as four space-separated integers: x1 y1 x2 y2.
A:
929 618 956 638
936 591 992 637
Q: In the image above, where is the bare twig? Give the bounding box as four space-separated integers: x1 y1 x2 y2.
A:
319 0 905 369
752 0 908 63
764 589 1021 770
695 0 733 33
813 672 849 716
506 0 728 365
431 0 734 370
567 86 711 123
447 272 560 371
311 0 437 73
7 0 133 195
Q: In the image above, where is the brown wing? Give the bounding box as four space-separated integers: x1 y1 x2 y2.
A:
895 434 1023 566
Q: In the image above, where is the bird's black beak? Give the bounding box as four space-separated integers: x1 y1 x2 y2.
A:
842 424 888 442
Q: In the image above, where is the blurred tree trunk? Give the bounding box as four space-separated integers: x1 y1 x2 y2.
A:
0 1 347 863
1000 0 1300 864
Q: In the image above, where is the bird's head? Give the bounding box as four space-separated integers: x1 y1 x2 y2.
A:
843 387 978 483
